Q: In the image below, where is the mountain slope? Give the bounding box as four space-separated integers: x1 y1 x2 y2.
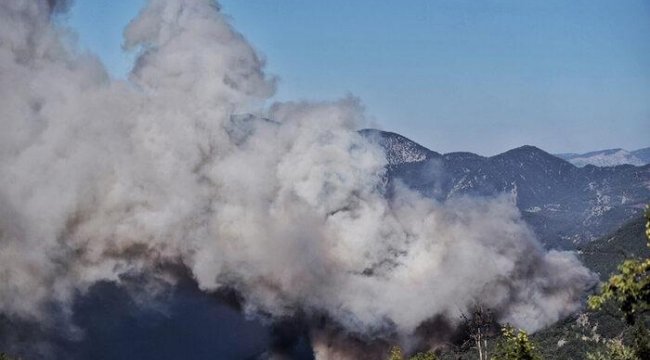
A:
557 148 648 167
363 129 650 249
439 217 648 360
579 216 649 279
632 147 650 164
530 217 648 360
359 129 439 165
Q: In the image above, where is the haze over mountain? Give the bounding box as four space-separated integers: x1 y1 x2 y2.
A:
2 0 648 359
3 126 645 360
362 129 650 249
529 216 649 360
556 147 650 167
0 1 601 359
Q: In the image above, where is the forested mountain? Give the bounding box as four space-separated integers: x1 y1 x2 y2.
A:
362 129 650 249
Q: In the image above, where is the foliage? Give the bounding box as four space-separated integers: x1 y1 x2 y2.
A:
409 351 438 360
585 338 636 360
632 323 650 359
585 206 650 359
388 346 405 360
491 325 542 360
0 353 16 360
588 207 650 325
587 258 650 324
387 346 438 360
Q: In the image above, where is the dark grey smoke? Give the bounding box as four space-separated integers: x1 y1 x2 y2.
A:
0 279 315 360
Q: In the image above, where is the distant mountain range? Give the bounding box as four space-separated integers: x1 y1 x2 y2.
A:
361 129 650 249
556 147 650 167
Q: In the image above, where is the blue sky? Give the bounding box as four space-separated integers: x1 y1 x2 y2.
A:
65 0 650 155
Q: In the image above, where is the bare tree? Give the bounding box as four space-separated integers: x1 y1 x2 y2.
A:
461 304 496 360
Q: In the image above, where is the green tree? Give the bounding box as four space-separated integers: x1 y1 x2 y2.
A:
586 338 637 360
388 346 404 360
0 353 16 360
386 346 438 360
588 206 650 359
588 206 650 324
409 351 438 360
491 325 542 360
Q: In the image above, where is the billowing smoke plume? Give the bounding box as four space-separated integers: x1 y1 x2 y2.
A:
0 0 595 357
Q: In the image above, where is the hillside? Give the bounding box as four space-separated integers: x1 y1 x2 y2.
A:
531 216 648 360
362 129 650 249
557 147 650 167
437 216 647 360
580 216 650 279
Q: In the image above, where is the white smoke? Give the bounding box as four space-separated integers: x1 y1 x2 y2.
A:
0 0 594 357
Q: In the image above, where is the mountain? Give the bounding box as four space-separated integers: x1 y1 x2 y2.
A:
529 217 648 360
360 129 439 165
579 216 649 279
362 129 650 249
632 147 650 164
435 217 648 360
557 148 650 167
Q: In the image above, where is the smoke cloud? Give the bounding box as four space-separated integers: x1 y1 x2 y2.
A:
0 0 595 357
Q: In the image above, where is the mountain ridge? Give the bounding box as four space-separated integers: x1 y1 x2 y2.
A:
361 129 650 249
556 147 650 167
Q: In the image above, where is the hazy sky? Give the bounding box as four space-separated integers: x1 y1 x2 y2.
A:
65 0 650 155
